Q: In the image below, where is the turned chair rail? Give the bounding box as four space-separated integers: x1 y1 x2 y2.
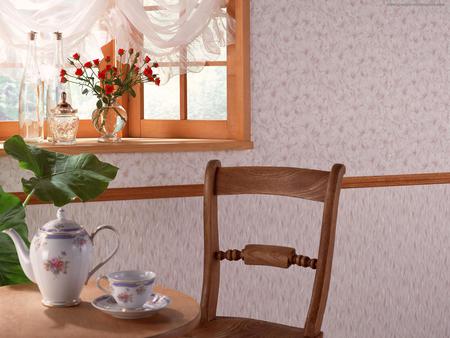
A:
215 244 318 269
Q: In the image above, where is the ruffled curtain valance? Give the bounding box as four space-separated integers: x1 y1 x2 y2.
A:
0 0 234 80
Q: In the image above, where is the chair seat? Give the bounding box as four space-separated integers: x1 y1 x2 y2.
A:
185 316 322 338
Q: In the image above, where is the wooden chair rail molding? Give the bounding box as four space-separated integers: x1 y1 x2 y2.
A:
9 172 450 205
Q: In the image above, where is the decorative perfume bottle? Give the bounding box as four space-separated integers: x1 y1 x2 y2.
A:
46 31 71 143
50 92 79 145
19 31 44 142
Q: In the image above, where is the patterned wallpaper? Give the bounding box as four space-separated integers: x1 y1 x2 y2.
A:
1 1 450 337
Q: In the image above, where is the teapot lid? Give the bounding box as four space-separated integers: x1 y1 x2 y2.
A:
40 208 81 233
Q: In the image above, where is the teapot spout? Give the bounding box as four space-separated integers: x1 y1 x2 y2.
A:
2 228 35 283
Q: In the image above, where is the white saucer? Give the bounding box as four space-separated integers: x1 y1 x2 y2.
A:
91 293 170 319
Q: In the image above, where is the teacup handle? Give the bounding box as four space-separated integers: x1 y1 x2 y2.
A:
85 225 120 284
96 275 111 294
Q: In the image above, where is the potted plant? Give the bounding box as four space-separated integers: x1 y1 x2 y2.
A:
61 48 160 143
0 135 118 286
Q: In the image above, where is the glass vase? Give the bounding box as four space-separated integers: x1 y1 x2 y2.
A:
92 102 127 143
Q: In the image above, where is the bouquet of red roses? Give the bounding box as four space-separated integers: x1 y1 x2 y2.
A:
60 48 160 111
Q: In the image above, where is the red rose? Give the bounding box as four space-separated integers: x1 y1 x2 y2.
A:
75 68 83 76
93 59 100 66
128 48 134 54
144 55 151 63
60 69 66 76
112 67 118 74
84 61 92 68
143 66 153 78
105 84 114 95
73 53 80 60
98 70 106 79
60 77 67 83
118 48 125 56
155 78 161 86
105 64 112 71
105 56 111 63
153 62 159 68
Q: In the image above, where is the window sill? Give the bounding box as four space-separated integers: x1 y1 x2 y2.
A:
0 138 253 156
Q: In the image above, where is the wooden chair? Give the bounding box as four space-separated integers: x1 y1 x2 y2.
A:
185 160 346 338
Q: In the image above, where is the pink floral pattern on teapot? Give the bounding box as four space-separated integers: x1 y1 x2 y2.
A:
44 254 69 276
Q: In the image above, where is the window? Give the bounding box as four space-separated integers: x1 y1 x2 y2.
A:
0 63 21 139
0 0 251 151
0 61 101 139
126 0 250 141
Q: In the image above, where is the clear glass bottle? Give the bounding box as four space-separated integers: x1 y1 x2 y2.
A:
46 31 71 143
19 31 44 143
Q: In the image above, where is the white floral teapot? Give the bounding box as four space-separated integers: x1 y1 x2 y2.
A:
3 208 119 307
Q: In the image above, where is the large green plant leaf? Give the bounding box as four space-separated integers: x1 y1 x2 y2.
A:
0 187 30 286
4 135 118 207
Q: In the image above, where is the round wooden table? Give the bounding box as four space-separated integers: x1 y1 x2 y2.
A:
0 282 200 338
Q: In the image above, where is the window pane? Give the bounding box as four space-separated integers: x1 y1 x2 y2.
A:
188 66 226 120
145 7 179 38
143 0 178 5
0 68 97 121
218 45 227 61
188 40 227 62
70 84 99 120
0 68 20 121
144 74 180 120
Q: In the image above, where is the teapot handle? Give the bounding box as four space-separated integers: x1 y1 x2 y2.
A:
85 225 120 284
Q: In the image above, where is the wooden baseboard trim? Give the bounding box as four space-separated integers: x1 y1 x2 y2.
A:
10 173 450 205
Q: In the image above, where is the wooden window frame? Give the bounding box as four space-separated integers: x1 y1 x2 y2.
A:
0 0 251 151
126 0 251 141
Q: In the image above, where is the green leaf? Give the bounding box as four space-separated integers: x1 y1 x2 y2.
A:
96 99 103 109
102 96 109 104
0 187 30 286
95 85 102 92
129 87 136 98
0 187 27 235
4 135 118 207
82 88 89 95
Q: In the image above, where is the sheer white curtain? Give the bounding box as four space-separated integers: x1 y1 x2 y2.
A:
0 0 233 80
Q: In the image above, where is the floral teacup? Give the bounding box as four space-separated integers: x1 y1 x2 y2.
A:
96 270 156 309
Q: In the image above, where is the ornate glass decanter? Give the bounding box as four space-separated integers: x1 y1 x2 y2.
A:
50 92 79 145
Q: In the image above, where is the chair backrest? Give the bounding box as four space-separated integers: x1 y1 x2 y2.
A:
200 160 346 338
